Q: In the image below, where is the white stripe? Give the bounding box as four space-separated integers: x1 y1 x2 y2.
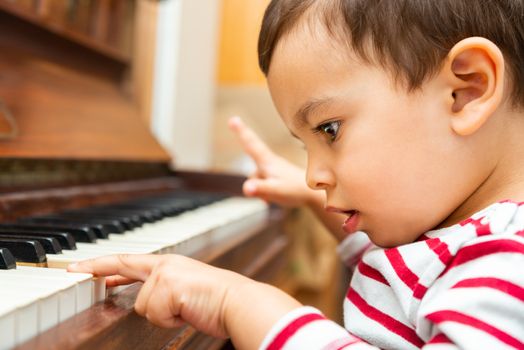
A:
350 273 411 327
418 288 524 342
423 343 459 350
483 202 518 234
460 234 524 248
283 320 354 350
514 205 524 227
396 240 436 278
431 224 477 250
430 251 524 293
344 300 419 350
337 231 372 267
336 343 380 350
364 249 414 316
434 320 517 350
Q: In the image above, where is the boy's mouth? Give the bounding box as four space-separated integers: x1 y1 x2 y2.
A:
325 206 357 215
326 207 360 234
342 211 359 234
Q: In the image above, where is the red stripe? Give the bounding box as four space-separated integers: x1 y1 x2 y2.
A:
385 249 418 289
442 239 524 276
416 233 431 242
266 313 325 350
412 284 428 299
425 238 453 265
452 277 524 302
385 248 428 299
358 262 389 286
428 333 452 344
461 217 491 236
347 288 424 347
426 310 524 348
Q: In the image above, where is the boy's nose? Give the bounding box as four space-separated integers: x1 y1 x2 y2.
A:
306 158 335 190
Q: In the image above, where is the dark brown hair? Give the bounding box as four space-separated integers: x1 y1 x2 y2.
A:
258 0 524 107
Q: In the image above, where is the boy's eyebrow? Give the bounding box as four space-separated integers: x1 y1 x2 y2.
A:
294 97 334 127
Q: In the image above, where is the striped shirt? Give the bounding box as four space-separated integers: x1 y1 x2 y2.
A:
260 201 524 349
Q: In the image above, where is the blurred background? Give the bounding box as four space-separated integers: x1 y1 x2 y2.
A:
146 0 307 173
130 0 307 173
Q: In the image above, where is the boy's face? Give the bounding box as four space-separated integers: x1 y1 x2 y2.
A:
267 25 493 246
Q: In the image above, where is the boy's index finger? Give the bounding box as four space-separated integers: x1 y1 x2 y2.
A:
67 254 158 282
228 117 273 165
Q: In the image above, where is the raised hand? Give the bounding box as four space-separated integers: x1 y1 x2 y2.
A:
228 116 314 207
229 116 349 241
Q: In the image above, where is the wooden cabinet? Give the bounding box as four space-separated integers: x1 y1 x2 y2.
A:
0 0 135 63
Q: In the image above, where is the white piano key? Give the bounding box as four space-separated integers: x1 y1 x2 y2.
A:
0 303 17 350
16 266 94 313
76 242 158 254
0 295 38 346
17 259 106 303
2 286 59 332
82 239 164 251
0 278 63 333
103 197 269 255
46 251 108 269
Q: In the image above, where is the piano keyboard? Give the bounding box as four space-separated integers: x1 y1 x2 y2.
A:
0 192 268 349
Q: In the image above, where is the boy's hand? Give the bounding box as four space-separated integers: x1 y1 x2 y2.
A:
68 254 252 338
229 116 349 242
229 116 315 207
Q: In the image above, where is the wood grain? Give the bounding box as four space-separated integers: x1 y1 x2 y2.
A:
0 11 169 162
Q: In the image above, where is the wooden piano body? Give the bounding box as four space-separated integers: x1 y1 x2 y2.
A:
0 2 291 349
4 174 290 350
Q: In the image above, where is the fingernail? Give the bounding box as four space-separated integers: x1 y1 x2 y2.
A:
229 116 241 126
68 262 78 270
244 181 256 194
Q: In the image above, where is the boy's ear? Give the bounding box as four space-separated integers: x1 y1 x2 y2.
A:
442 37 505 136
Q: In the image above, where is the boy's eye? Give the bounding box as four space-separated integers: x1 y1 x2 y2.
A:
314 120 341 143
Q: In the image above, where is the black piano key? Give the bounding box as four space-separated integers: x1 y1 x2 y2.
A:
61 211 140 230
89 213 142 228
126 200 197 216
108 205 164 219
83 209 158 223
0 223 96 243
164 191 227 205
0 238 46 264
21 217 110 238
118 204 180 217
48 213 131 232
0 248 16 270
108 205 165 222
0 234 62 254
0 228 76 250
43 214 126 233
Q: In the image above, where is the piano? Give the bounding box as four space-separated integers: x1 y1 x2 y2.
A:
0 2 292 349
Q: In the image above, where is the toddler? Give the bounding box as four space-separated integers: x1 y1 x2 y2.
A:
70 0 524 349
